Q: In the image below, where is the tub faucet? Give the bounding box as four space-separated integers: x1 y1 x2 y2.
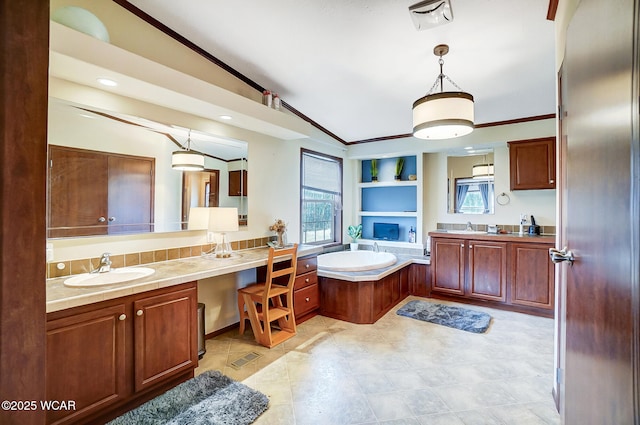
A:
466 221 474 231
373 242 379 253
92 252 112 274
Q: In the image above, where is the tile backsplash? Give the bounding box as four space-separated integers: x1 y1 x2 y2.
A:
47 237 272 279
436 222 556 235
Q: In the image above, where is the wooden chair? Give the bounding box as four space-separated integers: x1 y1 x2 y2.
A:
237 244 298 348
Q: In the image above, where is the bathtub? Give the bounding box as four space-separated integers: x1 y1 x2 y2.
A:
317 250 397 272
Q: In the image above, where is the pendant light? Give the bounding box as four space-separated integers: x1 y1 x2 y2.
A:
412 44 474 140
172 129 205 171
472 153 494 179
472 163 494 179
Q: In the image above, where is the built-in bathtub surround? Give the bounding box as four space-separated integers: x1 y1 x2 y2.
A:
437 222 556 235
47 236 273 279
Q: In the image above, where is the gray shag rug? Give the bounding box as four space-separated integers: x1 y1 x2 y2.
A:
397 300 492 333
107 370 269 425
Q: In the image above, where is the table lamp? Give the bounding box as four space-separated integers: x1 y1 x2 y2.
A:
208 207 239 258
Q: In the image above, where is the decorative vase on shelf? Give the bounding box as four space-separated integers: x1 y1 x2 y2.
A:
276 231 285 248
371 176 378 182
394 175 401 181
350 242 359 251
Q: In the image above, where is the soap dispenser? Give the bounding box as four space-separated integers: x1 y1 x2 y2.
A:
519 214 528 236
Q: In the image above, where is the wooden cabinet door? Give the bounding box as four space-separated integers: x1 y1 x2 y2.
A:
48 145 108 238
133 286 197 392
432 238 465 295
510 243 554 309
107 155 154 234
468 240 507 302
228 170 247 196
46 304 127 425
508 137 556 190
409 263 430 297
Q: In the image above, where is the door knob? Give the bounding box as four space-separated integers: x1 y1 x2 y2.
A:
549 247 575 266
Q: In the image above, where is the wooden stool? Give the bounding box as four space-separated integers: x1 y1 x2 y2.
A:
237 244 298 348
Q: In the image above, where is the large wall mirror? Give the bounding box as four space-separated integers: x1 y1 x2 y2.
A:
447 151 495 214
47 98 248 238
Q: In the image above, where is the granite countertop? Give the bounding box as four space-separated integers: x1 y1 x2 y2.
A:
316 254 430 282
46 244 323 313
428 230 555 243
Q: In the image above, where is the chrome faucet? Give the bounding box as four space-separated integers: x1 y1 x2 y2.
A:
373 242 379 253
466 221 474 231
92 252 112 274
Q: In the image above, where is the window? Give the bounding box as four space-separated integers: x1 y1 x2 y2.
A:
455 178 495 214
300 149 342 245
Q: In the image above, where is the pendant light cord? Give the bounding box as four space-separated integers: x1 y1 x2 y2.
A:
426 55 466 95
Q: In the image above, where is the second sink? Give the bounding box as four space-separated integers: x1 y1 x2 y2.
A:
64 267 155 287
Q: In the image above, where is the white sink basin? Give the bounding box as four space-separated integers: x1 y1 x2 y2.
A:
446 230 487 235
64 267 155 287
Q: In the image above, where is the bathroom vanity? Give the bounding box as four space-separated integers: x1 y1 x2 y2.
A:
45 245 322 424
429 232 555 317
46 282 197 425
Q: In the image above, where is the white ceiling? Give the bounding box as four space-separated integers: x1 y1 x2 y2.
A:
127 0 556 143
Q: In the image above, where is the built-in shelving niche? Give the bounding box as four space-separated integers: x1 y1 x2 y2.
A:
357 156 423 245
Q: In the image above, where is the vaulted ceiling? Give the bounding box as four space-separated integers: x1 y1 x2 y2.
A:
125 0 556 144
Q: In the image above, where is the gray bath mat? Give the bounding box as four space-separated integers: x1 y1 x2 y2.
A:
107 370 268 425
397 300 491 333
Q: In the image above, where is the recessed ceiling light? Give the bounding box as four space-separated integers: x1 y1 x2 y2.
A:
464 146 473 150
97 78 117 87
219 115 233 120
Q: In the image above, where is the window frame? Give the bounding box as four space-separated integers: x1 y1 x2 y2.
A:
300 148 343 246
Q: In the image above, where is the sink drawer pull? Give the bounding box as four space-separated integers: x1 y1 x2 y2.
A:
118 314 126 321
305 297 310 302
136 309 144 316
305 278 310 283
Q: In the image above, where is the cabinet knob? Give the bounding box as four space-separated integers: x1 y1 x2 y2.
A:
136 309 144 316
98 216 106 223
305 278 310 283
460 243 464 248
305 297 310 302
470 245 473 249
108 216 116 222
305 264 310 269
118 314 126 321
549 179 555 184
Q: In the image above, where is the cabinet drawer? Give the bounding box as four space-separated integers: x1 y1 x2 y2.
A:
294 284 319 317
295 272 317 290
297 256 317 274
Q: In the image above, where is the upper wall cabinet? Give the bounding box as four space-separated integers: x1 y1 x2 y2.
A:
508 137 556 190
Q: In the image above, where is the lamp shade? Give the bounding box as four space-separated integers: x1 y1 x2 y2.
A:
412 92 474 140
208 207 239 232
187 207 210 230
472 163 495 179
172 151 205 171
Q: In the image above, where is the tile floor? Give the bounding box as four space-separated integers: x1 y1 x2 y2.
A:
195 296 560 425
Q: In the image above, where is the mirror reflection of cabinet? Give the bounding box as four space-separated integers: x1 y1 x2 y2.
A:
229 170 247 196
48 146 154 238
